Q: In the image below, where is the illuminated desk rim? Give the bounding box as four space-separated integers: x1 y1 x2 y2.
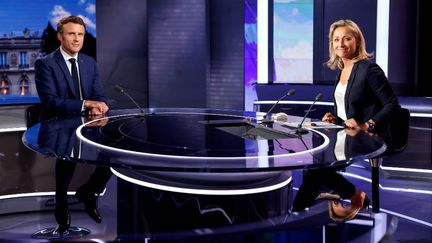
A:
76 112 330 161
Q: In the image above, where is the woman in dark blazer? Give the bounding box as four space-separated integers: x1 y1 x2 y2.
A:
322 19 399 133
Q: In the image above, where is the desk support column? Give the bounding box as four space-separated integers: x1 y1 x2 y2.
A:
369 158 382 213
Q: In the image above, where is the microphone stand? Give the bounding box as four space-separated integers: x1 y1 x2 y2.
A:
114 85 144 114
261 89 295 123
296 93 323 135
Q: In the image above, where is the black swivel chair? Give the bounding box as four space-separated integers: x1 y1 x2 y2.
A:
369 107 410 212
25 104 42 128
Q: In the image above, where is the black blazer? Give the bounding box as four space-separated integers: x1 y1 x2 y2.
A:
333 60 399 131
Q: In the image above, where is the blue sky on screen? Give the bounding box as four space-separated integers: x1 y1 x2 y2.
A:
0 0 96 37
273 0 313 83
274 0 313 59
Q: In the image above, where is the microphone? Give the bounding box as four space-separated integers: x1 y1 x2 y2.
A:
296 93 323 135
262 89 295 123
114 85 144 113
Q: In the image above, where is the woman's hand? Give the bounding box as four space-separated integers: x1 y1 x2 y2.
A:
344 118 368 131
322 112 337 123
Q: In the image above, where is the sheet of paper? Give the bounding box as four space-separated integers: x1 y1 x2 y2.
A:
277 121 343 129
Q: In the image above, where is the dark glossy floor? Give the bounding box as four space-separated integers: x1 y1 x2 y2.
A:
0 116 430 242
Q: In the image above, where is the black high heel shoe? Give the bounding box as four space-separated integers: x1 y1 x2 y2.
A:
362 194 371 210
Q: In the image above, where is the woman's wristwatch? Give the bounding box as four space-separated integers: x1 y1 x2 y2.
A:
366 121 375 132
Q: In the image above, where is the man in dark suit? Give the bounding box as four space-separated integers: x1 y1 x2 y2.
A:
35 15 111 233
35 16 108 119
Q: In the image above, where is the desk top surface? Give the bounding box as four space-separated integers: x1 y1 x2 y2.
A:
23 108 386 172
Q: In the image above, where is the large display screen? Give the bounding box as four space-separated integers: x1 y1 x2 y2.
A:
273 0 313 83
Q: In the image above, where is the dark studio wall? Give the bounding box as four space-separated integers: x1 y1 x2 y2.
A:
147 0 207 108
388 0 432 96
415 0 432 97
97 0 244 110
96 0 149 109
207 0 244 109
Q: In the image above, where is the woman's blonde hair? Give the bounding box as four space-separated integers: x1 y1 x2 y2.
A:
326 19 373 70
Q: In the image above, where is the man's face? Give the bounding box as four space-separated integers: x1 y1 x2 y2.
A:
57 22 85 56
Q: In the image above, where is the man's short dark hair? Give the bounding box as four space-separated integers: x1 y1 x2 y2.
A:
57 16 86 33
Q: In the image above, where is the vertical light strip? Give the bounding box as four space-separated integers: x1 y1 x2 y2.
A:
322 225 326 243
257 0 269 84
376 0 390 76
372 213 388 243
257 139 269 168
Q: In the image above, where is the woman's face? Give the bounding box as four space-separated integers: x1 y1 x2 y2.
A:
332 27 358 60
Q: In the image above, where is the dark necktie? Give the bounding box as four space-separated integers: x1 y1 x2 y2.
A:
69 58 81 99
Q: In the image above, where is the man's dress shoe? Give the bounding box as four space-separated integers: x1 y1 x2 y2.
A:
54 205 70 234
75 187 102 223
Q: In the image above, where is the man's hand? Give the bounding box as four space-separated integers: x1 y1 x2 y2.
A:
84 100 109 115
84 114 108 127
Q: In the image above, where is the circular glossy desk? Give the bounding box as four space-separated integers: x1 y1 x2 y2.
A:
23 108 386 195
21 108 388 241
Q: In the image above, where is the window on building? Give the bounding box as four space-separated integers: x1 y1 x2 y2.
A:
10 53 18 66
1 78 10 95
20 76 29 95
19 51 28 69
0 52 8 69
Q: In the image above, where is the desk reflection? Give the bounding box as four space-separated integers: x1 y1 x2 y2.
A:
292 168 369 222
37 116 112 236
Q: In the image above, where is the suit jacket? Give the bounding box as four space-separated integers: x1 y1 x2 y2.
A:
37 117 82 159
333 59 399 132
35 48 107 119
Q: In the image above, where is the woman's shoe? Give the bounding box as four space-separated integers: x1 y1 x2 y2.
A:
362 194 371 210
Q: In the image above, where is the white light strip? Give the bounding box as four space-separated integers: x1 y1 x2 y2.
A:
376 0 390 76
350 164 367 169
257 139 270 167
257 0 269 84
322 226 325 243
0 190 106 200
111 168 292 196
255 101 432 118
345 219 374 226
380 165 432 174
0 192 55 200
380 186 432 195
77 113 330 161
380 208 432 228
410 126 432 131
341 172 432 195
410 113 432 118
0 127 27 133
254 100 334 106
